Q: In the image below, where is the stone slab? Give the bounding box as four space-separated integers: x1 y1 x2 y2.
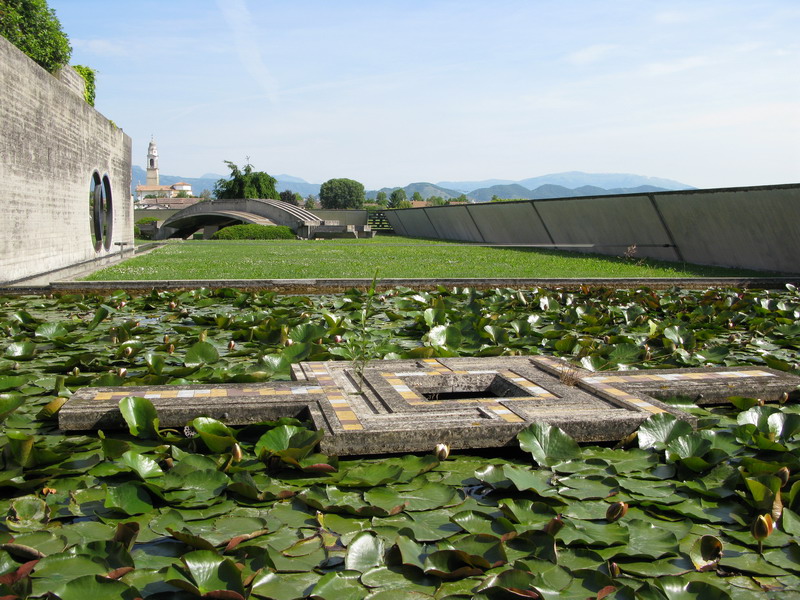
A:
59 357 800 456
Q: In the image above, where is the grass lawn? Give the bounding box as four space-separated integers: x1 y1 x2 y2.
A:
85 236 766 280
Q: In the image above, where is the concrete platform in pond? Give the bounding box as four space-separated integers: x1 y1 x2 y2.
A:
59 357 800 456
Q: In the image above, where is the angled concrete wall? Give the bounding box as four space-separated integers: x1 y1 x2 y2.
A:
390 209 439 239
383 184 800 273
536 195 679 261
0 37 133 284
654 186 800 273
425 205 484 242
467 202 551 244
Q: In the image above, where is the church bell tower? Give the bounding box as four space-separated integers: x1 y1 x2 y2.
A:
146 137 159 186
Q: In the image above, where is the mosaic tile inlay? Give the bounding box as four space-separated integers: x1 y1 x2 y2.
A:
60 357 800 456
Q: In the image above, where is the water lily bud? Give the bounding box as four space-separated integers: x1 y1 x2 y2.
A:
300 312 310 319
316 339 323 345
757 398 765 406
111 336 119 344
780 392 789 405
71 367 80 377
333 335 343 343
435 443 450 461
603 336 611 344
163 334 170 344
124 346 133 357
607 561 621 578
378 295 386 302
727 320 734 329
42 487 57 496
228 340 236 351
285 339 294 346
198 330 207 342
231 443 243 462
167 343 175 354
169 301 177 309
777 467 790 488
751 514 774 542
118 301 126 309
544 515 564 536
118 367 127 378
606 501 629 522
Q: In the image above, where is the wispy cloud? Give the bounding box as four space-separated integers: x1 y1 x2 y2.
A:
564 44 617 66
643 55 716 76
653 10 694 25
216 0 279 103
72 38 130 57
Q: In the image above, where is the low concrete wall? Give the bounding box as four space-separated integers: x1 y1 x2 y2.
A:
383 184 800 273
0 37 133 285
310 210 368 226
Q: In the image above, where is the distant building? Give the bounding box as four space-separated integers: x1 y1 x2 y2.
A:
134 137 194 203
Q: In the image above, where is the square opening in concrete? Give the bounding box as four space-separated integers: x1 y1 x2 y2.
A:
404 373 532 402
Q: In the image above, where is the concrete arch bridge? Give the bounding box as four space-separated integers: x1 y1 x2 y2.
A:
155 198 373 239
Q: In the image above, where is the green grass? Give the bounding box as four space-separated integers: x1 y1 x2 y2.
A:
87 237 767 280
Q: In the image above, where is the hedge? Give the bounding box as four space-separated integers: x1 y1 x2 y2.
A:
211 224 295 240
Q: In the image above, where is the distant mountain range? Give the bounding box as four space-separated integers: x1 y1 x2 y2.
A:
437 172 693 193
131 167 694 202
130 167 320 197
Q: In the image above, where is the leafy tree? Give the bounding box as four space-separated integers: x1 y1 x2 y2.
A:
396 199 413 209
199 189 213 202
411 191 423 203
455 194 469 203
214 161 279 200
388 188 407 208
318 178 365 209
304 195 317 210
429 196 446 206
279 189 299 205
375 191 388 206
175 190 190 198
0 0 71 73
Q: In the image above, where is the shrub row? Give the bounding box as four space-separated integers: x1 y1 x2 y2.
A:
211 224 295 240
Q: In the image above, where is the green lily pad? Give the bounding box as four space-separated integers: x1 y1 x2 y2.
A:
517 422 581 467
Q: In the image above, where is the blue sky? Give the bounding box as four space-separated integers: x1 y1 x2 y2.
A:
50 0 799 189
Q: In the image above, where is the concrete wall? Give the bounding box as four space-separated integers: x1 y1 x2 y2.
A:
0 37 133 285
310 209 368 226
536 195 679 261
653 186 800 273
383 184 800 274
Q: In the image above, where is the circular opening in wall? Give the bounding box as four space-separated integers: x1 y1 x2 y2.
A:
102 174 113 250
89 171 103 251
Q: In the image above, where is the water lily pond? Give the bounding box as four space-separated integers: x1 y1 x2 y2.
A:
0 284 799 598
